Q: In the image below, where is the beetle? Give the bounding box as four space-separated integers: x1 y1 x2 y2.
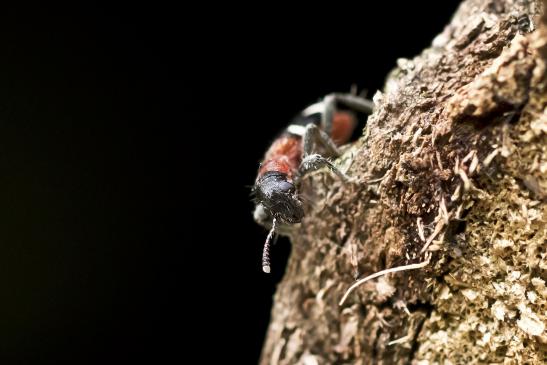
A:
253 92 374 273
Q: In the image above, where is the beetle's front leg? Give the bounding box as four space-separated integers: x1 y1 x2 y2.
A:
299 154 350 182
297 124 350 183
302 123 341 158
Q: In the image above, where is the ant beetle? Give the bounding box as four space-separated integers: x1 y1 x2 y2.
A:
252 92 374 273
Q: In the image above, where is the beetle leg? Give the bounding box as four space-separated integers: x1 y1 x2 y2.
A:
299 153 350 182
321 93 374 134
303 123 340 158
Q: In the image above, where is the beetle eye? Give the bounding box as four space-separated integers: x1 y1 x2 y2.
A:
276 180 294 194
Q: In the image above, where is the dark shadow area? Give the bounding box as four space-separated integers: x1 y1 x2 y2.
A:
0 4 177 363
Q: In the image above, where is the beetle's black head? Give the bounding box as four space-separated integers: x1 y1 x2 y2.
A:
253 171 304 224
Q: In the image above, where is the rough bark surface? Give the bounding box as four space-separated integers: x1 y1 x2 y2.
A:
260 0 547 364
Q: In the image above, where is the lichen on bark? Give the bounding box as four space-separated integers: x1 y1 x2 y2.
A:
260 0 547 364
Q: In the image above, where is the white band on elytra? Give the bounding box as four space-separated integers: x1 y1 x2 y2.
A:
286 124 306 136
301 101 325 116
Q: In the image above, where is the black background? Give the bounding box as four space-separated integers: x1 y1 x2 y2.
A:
0 2 460 363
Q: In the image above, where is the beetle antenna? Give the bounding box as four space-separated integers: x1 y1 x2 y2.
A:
262 218 277 273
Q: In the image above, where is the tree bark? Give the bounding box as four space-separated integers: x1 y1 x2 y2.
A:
260 0 547 363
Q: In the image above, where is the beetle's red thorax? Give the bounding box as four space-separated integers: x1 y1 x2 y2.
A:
258 135 302 181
